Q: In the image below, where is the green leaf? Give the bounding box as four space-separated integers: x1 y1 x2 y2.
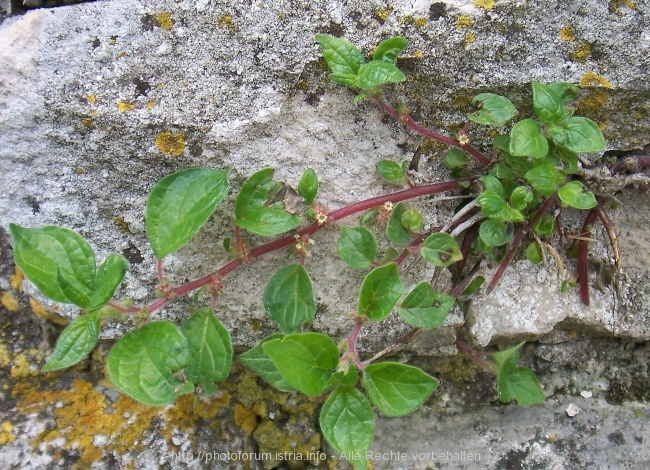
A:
330 365 358 388
479 175 505 198
479 219 513 247
89 254 129 310
509 119 549 158
146 168 229 259
443 148 471 169
379 247 400 264
526 242 543 264
107 321 192 406
489 162 517 181
532 82 567 125
337 226 377 269
524 165 567 197
363 362 438 416
559 148 579 173
263 333 339 396
468 93 516 127
548 82 579 104
398 282 453 329
319 387 375 464
533 214 555 236
56 268 93 309
376 160 405 182
42 312 101 372
235 168 277 219
386 203 412 245
492 342 523 370
9 224 96 304
401 209 424 232
548 117 606 153
181 308 233 396
373 37 408 63
498 366 546 406
461 276 485 296
357 61 406 89
477 191 509 220
510 186 534 211
358 263 403 321
235 208 301 236
420 233 463 267
315 34 365 81
298 168 318 205
360 208 378 226
263 264 315 333
558 181 597 209
238 334 295 392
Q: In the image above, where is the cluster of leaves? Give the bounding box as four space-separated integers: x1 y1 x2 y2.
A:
5 33 612 470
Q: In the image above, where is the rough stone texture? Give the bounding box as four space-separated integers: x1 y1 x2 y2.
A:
1 0 650 468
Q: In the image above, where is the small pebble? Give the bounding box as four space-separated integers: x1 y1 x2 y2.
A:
581 390 593 398
566 403 580 417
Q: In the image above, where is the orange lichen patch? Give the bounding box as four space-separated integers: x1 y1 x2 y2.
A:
81 118 94 129
146 100 155 109
412 50 424 59
10 352 35 378
113 216 131 234
560 25 576 41
609 0 638 12
1 291 19 312
0 342 10 368
455 15 474 29
30 297 68 326
156 12 175 30
217 14 235 31
572 42 591 63
117 102 135 112
86 95 97 104
234 404 258 435
0 421 15 445
10 267 24 292
578 90 610 115
580 72 612 89
155 132 186 156
375 7 393 21
474 0 495 10
464 33 476 46
165 393 230 432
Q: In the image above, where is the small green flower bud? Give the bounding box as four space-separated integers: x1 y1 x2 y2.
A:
401 208 424 232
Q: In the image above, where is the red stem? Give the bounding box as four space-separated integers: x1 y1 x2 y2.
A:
486 193 558 295
578 208 600 306
454 339 497 375
145 179 472 314
372 98 492 166
347 321 365 370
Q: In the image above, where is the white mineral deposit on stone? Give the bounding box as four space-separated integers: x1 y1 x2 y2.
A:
581 390 593 398
566 403 581 417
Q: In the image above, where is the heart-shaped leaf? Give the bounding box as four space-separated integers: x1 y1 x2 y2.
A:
525 165 567 197
479 219 513 247
468 93 516 127
238 334 295 392
263 264 315 333
558 181 597 209
337 226 377 269
532 82 567 125
509 119 549 158
146 168 229 258
357 61 406 89
363 362 438 416
420 233 463 267
548 117 605 153
315 34 365 80
263 333 338 396
398 282 454 329
358 263 403 321
181 308 232 396
107 321 192 406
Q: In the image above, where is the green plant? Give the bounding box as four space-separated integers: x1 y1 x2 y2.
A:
8 34 624 468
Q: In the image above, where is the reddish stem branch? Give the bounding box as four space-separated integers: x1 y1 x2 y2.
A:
372 98 492 166
485 193 558 295
578 208 600 306
347 321 365 370
454 339 497 375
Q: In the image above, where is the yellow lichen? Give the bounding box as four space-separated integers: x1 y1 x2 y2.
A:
0 421 15 445
81 118 94 129
30 297 68 326
609 0 638 12
156 12 175 30
117 102 135 112
375 7 393 21
474 0 495 10
164 393 230 432
579 72 612 89
0 342 10 368
1 291 19 312
155 132 186 156
113 216 131 234
250 319 261 333
412 50 424 59
414 17 427 28
578 90 610 115
217 14 235 31
464 32 476 46
86 95 97 104
560 25 576 41
10 352 34 378
146 100 155 109
234 404 258 435
10 267 23 292
572 42 591 63
455 15 474 29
